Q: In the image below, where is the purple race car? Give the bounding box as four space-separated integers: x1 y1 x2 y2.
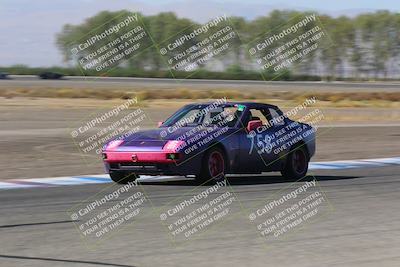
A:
102 102 316 183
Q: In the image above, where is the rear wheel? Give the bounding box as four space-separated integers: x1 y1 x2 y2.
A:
109 171 138 184
197 147 226 183
281 146 309 180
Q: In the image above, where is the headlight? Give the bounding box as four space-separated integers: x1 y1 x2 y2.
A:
104 140 124 151
163 140 185 152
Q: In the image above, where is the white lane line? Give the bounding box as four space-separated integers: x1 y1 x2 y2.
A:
309 157 400 170
1 156 399 190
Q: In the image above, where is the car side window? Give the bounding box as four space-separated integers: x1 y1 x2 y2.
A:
247 108 270 126
268 108 285 126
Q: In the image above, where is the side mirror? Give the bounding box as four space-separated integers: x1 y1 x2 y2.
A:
247 120 263 132
157 121 164 127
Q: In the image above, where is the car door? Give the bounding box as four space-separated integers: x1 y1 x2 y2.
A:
259 107 289 170
238 107 280 173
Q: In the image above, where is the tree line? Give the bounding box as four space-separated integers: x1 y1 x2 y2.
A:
52 10 400 80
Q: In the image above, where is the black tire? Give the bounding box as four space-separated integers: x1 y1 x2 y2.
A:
281 145 309 180
196 147 226 183
109 172 138 184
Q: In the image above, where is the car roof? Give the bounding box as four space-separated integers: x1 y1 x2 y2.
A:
188 101 279 109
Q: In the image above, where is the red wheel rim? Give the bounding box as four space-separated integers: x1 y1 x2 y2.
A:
293 149 306 174
208 151 225 177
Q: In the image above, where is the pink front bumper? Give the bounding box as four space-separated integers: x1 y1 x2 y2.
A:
104 151 179 163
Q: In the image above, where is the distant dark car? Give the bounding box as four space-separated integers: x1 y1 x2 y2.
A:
102 102 316 184
0 72 9 79
38 72 63 79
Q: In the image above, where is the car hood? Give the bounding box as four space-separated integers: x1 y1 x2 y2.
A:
125 127 193 141
111 127 193 151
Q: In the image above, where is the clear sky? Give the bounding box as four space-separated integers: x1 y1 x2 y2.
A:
1 0 399 67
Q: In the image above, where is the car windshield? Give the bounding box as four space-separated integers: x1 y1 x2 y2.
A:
162 104 245 128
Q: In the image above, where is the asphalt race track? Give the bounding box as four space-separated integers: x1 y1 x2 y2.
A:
0 80 399 266
2 75 400 91
0 162 399 267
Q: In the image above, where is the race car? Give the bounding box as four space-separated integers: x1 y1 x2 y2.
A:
0 72 10 79
102 102 316 183
38 72 64 79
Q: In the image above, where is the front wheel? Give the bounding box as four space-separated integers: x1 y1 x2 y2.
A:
109 171 138 184
197 147 226 183
281 146 309 180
